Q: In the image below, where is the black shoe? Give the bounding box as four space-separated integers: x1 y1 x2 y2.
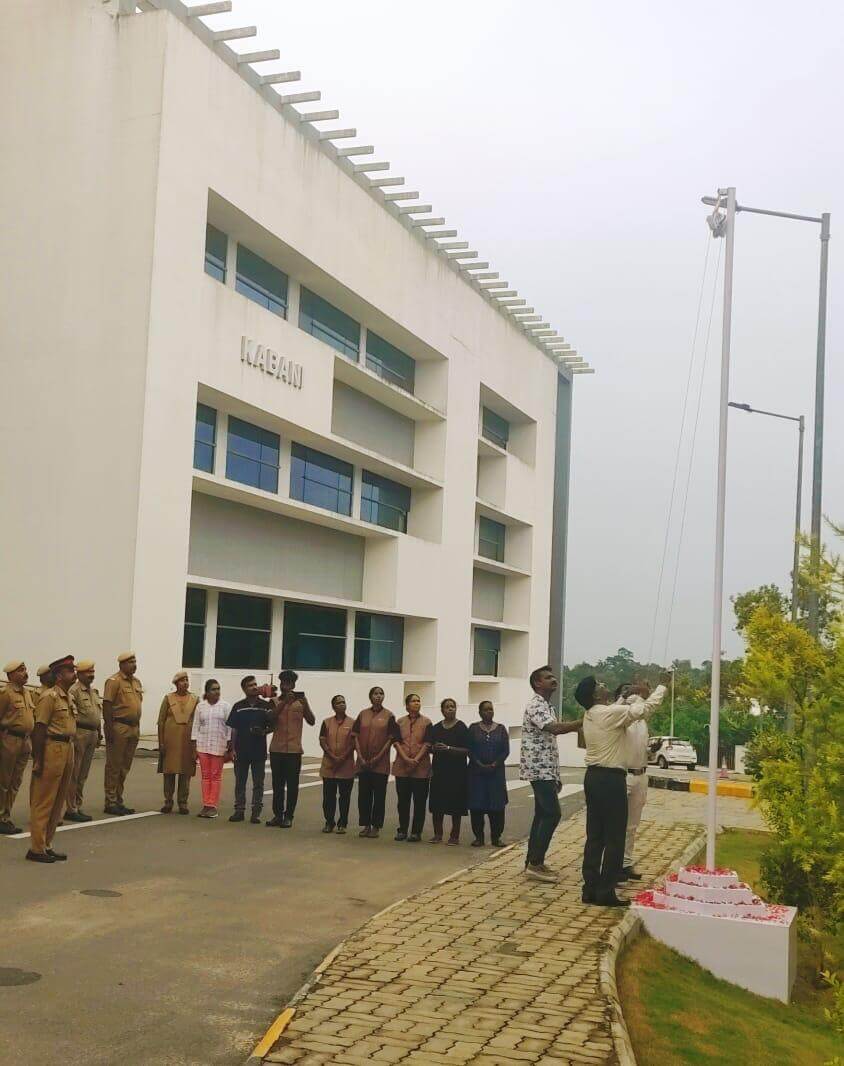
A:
229 811 245 822
407 832 421 842
336 825 347 834
266 817 282 827
621 866 642 881
160 804 173 815
118 805 136 816
394 830 407 842
0 820 20 835
491 838 505 848
280 816 293 828
582 888 596 904
104 804 124 816
250 812 261 824
471 837 485 847
75 811 93 822
178 806 190 815
47 849 67 861
25 850 55 864
594 893 630 908
323 823 335 833
64 810 87 823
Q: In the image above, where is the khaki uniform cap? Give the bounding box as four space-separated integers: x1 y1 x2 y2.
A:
36 665 51 678
172 670 189 684
76 660 95 672
3 660 24 674
117 651 136 664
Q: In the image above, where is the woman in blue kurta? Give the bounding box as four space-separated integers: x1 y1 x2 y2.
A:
467 701 509 847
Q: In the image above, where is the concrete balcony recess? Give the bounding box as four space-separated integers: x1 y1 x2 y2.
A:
470 618 529 634
333 355 446 423
473 556 531 579
192 472 399 540
321 433 444 492
475 498 532 530
477 434 507 459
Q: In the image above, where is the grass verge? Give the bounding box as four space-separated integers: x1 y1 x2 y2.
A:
617 828 843 1066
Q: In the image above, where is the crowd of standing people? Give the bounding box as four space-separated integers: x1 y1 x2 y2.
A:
1 654 668 906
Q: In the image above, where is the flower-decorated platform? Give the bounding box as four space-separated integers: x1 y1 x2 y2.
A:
631 865 797 1002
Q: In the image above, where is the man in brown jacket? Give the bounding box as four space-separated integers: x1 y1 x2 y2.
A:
28 655 78 863
103 652 143 815
65 660 102 823
0 660 35 835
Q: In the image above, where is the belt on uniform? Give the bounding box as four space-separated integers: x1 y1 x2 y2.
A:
586 765 626 775
46 734 73 743
111 716 138 725
76 722 99 732
628 767 647 776
0 727 31 739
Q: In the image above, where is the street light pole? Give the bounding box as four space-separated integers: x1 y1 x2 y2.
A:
727 403 804 620
702 195 830 636
809 213 831 635
705 187 736 870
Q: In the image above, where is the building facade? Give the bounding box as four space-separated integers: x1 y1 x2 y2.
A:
0 0 579 751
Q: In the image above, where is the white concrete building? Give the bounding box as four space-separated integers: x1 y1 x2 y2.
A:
0 0 589 752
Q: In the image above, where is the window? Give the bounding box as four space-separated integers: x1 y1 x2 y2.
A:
354 612 404 672
282 602 347 670
360 471 411 533
299 287 360 360
226 416 280 493
290 443 353 516
235 245 288 318
478 516 506 562
204 224 227 282
365 331 416 393
481 406 510 450
215 592 271 669
473 627 501 677
194 403 217 473
182 587 207 668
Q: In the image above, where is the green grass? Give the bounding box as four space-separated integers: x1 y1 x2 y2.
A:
618 829 843 1066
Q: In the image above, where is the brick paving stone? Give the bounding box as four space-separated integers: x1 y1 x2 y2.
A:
259 806 706 1064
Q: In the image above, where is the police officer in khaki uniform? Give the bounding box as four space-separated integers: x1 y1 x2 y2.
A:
35 665 54 701
103 652 143 815
28 655 77 863
65 660 102 823
0 660 35 835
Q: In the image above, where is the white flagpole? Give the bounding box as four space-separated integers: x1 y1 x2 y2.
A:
706 186 736 869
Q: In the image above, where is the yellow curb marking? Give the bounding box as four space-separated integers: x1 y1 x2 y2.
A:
250 1007 295 1061
688 780 753 798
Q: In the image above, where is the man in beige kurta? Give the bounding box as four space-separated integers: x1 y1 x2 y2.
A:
65 660 102 823
103 652 143 815
157 671 198 814
0 660 35 835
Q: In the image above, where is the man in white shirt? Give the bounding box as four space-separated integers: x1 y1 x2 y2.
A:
574 673 668 906
616 682 656 883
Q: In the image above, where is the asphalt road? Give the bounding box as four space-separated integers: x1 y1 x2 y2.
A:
0 752 585 1066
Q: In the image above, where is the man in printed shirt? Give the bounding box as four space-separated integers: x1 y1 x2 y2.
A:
575 673 668 906
520 665 583 884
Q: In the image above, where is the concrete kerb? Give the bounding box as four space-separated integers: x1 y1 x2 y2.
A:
603 830 707 1066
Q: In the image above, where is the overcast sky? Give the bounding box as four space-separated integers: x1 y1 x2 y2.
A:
222 1 843 666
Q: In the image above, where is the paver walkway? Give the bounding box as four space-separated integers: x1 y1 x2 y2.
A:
261 810 703 1065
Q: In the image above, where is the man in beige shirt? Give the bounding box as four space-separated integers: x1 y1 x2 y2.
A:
0 660 35 834
575 673 668 907
65 660 102 823
103 652 143 815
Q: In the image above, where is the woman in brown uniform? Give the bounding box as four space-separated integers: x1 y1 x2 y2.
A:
352 686 399 838
157 671 198 814
392 693 432 842
319 695 356 833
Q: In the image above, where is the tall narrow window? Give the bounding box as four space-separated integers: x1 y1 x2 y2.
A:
473 627 501 677
360 471 411 533
215 592 272 669
226 416 280 493
282 602 347 670
235 245 288 317
204 224 227 282
365 332 416 393
194 403 217 473
478 516 506 562
354 612 404 672
299 287 360 360
182 587 207 668
481 406 510 450
290 443 353 516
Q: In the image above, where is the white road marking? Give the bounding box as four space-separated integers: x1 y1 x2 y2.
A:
5 810 161 840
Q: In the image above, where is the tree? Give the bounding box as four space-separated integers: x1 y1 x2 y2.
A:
732 583 789 633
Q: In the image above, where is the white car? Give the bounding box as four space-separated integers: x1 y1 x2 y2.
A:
647 736 697 770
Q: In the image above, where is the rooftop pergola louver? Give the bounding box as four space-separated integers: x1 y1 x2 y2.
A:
133 0 591 375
